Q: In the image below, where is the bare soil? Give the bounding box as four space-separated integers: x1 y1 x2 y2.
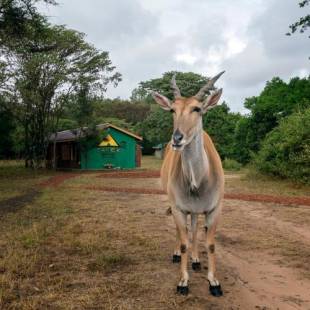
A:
0 190 39 216
41 171 310 206
1 169 309 309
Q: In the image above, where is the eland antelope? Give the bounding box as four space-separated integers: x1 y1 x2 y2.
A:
152 72 225 296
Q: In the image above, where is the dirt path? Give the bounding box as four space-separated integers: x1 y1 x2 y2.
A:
161 196 310 310
36 171 310 309
50 187 309 309
216 200 310 310
0 189 39 216
41 172 310 206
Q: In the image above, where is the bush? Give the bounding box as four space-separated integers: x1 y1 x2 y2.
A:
254 109 310 184
222 158 242 171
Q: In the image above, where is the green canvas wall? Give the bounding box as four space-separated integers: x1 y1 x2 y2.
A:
80 127 137 169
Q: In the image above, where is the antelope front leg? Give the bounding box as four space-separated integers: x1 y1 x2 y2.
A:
204 220 223 297
172 228 181 263
172 208 189 295
191 214 201 271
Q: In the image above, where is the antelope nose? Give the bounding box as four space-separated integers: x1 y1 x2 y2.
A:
173 129 184 145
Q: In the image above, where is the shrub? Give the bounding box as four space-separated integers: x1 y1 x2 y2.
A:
254 109 310 184
222 158 242 171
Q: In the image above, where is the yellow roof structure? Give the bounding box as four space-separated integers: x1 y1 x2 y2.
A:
99 134 118 147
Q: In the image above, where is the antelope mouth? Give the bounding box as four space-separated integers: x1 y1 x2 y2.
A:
172 143 184 151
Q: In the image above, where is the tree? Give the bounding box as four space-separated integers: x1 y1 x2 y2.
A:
203 103 242 160
240 76 310 158
232 117 253 164
92 98 151 125
287 0 310 37
0 102 15 159
1 5 121 167
131 71 209 103
135 106 173 154
255 109 310 184
132 71 240 155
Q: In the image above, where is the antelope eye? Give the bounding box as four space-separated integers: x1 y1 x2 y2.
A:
170 109 175 113
192 107 201 113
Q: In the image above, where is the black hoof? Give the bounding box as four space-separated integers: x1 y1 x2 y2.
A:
177 285 189 295
192 261 201 271
209 284 223 297
172 254 181 263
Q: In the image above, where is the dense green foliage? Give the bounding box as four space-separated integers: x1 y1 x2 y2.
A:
222 158 242 171
255 109 310 184
131 72 209 103
59 97 150 132
234 76 310 163
133 73 310 183
0 1 308 184
203 103 242 160
92 99 150 125
0 105 15 158
0 0 120 168
135 106 173 154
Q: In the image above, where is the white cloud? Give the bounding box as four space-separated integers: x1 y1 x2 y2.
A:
39 0 309 112
175 53 197 65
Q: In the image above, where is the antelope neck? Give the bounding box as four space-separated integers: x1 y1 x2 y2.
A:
180 123 209 190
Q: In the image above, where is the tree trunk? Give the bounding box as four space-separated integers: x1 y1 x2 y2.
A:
52 132 57 170
24 122 29 168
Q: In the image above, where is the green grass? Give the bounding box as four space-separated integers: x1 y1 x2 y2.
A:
87 253 132 272
140 155 163 170
0 160 56 202
0 159 309 308
223 168 310 197
222 158 242 171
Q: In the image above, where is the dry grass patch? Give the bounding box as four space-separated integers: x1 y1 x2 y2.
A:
0 188 75 308
1 159 310 309
220 200 310 278
140 155 163 170
225 170 310 197
67 175 161 190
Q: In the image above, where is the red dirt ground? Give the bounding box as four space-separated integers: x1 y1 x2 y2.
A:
40 171 310 206
97 170 160 178
39 173 79 187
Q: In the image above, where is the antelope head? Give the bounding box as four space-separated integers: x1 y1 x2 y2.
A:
152 71 224 151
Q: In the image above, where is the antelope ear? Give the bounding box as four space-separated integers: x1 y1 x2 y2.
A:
202 89 222 113
152 92 172 111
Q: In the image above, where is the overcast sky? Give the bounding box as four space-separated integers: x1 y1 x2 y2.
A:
40 0 309 112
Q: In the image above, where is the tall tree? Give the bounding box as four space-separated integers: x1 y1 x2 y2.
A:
203 103 242 160
92 98 151 125
287 0 310 37
0 2 121 167
131 72 209 103
233 76 310 164
255 108 310 184
0 0 57 53
287 0 309 59
0 100 15 158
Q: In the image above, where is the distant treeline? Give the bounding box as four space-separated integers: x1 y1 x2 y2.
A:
1 71 309 183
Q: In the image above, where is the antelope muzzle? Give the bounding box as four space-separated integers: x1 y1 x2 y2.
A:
172 129 184 150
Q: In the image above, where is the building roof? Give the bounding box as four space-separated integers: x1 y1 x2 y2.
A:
50 123 142 143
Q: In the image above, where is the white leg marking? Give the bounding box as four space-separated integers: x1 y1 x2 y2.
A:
208 271 220 286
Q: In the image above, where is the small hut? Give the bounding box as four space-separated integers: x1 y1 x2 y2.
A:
47 123 142 170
